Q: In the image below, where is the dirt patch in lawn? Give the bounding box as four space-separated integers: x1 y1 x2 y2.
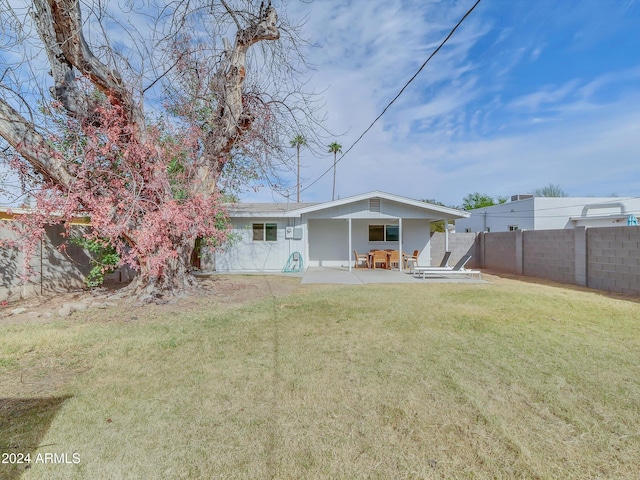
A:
0 274 304 326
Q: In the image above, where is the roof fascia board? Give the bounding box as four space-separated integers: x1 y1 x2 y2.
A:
284 191 469 218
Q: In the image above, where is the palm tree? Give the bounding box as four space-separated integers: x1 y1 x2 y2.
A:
290 134 306 202
328 141 342 201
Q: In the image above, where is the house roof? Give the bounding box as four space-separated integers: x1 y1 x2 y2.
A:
228 191 469 219
283 191 468 218
0 206 90 225
225 202 318 217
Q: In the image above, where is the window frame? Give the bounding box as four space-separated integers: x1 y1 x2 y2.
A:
252 223 278 242
368 224 400 242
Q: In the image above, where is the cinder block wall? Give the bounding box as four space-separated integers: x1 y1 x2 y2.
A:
0 227 21 301
587 226 640 296
44 224 94 293
1 224 91 301
430 232 479 267
523 229 575 284
483 232 516 272
1 223 132 302
475 226 639 296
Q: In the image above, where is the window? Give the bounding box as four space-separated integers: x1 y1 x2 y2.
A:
369 225 384 241
369 224 399 242
385 225 399 241
508 225 519 231
253 223 277 241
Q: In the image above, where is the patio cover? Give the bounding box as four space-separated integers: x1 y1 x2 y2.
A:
283 191 470 271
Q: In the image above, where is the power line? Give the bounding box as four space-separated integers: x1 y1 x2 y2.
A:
300 0 483 194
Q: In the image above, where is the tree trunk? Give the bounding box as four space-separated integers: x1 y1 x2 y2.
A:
123 240 200 303
332 153 337 201
297 145 301 202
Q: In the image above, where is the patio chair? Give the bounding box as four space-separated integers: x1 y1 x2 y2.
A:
353 250 369 269
413 254 472 277
388 250 400 269
403 249 420 271
420 265 482 280
371 250 388 269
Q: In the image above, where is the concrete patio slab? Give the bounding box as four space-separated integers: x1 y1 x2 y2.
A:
301 267 487 285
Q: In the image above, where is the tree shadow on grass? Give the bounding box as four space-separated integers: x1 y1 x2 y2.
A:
0 396 71 480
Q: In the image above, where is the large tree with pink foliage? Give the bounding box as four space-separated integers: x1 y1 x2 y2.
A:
0 0 317 300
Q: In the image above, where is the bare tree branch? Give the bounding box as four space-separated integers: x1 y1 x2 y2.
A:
0 0 327 297
0 97 72 188
32 0 144 132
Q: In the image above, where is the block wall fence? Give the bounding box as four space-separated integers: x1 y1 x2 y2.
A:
1 224 133 302
432 226 640 296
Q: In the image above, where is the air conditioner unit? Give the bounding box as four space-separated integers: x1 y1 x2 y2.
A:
511 194 534 202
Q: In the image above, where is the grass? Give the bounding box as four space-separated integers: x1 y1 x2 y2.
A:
0 397 71 480
1 275 640 479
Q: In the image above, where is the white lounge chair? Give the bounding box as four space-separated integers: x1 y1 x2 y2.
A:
436 251 452 268
414 254 481 280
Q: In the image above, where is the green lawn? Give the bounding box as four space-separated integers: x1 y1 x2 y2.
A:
1 275 639 479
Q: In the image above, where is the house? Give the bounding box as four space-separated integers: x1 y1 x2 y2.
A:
1 191 469 300
207 191 470 272
455 195 640 233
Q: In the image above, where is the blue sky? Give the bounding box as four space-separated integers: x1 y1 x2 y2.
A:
246 0 640 206
1 0 638 208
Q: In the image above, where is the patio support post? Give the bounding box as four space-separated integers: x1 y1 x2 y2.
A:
444 218 449 252
398 217 403 272
348 218 353 272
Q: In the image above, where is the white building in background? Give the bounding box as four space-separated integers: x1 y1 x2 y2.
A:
455 195 640 233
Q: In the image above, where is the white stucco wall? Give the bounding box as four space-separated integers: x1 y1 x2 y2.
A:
307 219 349 267
214 218 307 272
401 219 432 265
533 198 638 229
455 199 535 233
456 197 640 233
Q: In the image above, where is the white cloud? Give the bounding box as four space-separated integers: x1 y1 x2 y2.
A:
507 80 582 112
529 46 543 62
2 0 639 208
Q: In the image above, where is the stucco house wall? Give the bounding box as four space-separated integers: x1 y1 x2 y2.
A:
213 217 307 272
456 197 640 233
307 219 348 267
456 199 536 233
